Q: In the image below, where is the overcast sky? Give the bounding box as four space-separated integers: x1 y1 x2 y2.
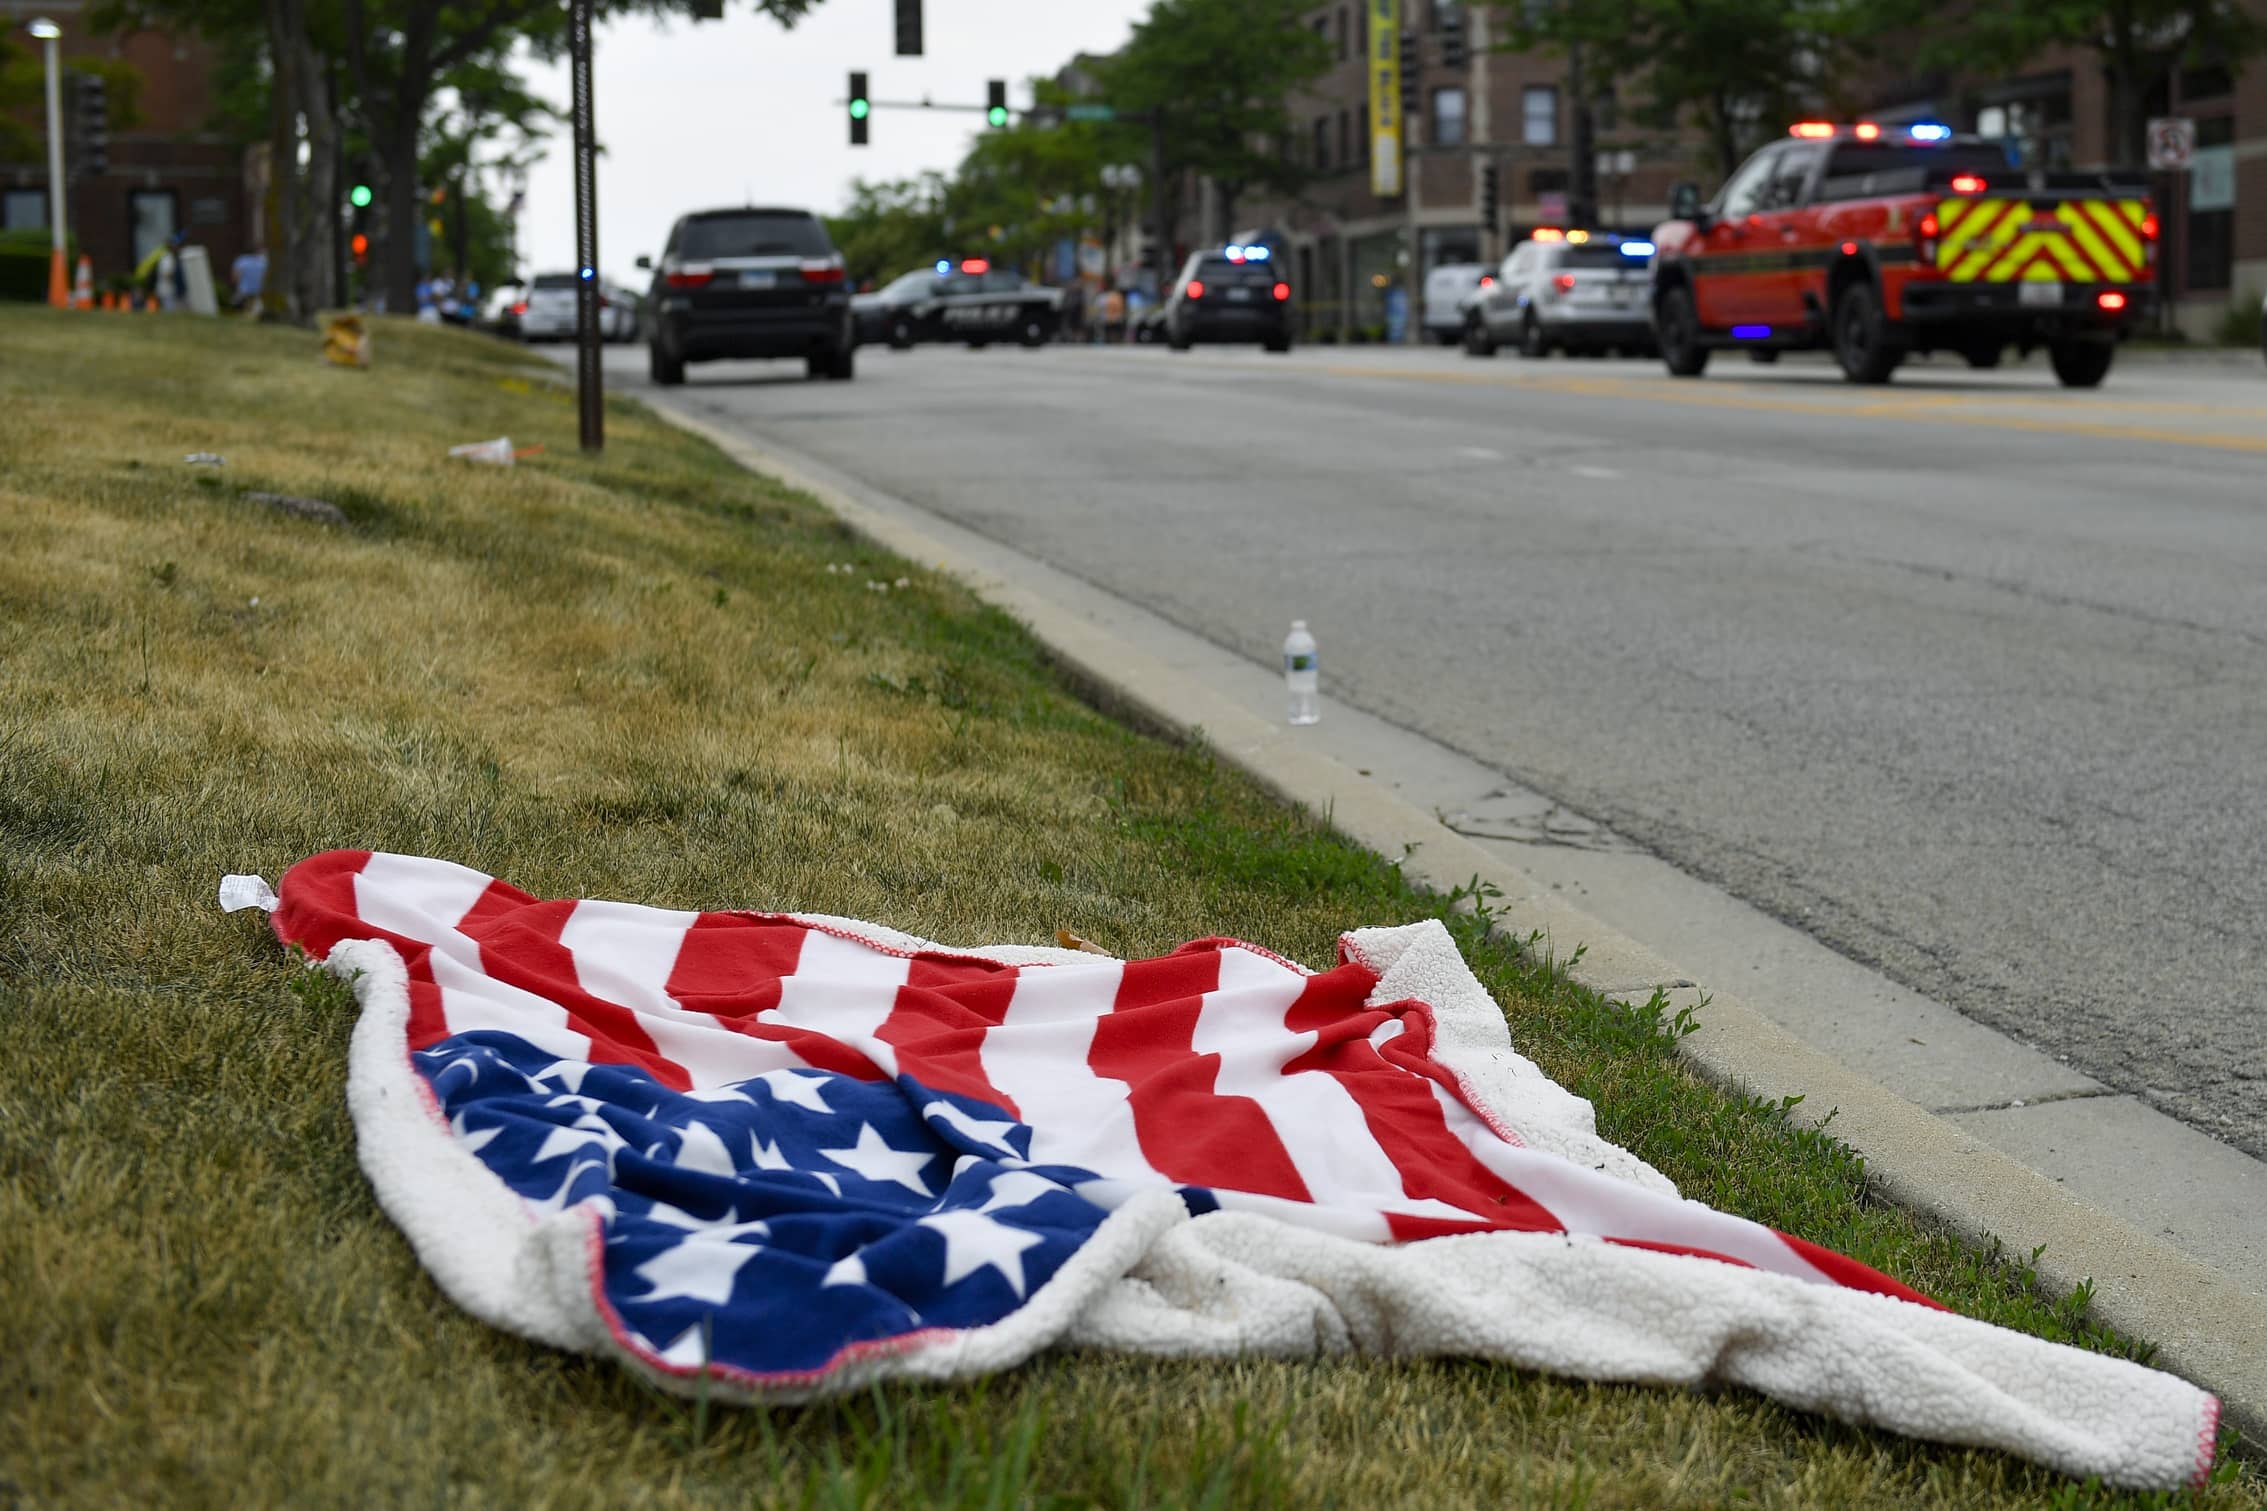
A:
513 1 1151 283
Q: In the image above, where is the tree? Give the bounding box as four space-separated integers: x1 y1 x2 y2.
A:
1494 0 1862 180
825 173 952 285
1094 0 1332 240
1885 0 2265 170
341 0 821 314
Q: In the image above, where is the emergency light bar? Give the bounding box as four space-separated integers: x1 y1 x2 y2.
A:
1619 240 1656 257
1223 244 1271 262
1788 120 1958 143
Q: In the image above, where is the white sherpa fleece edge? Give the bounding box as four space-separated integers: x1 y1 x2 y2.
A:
326 920 2218 1490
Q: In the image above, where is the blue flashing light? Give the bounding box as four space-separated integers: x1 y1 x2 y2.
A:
1908 122 1953 142
1246 245 1269 261
1731 324 1772 339
1223 243 1269 262
579 266 595 280
1618 240 1657 257
935 259 952 274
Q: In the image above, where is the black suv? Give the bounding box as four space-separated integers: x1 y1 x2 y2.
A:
640 207 854 386
1163 247 1293 352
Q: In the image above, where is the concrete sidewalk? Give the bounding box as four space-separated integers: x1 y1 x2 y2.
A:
642 392 2267 1455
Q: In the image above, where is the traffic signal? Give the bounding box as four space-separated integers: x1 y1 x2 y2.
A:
75 73 109 175
1480 162 1499 227
350 183 374 208
986 79 1008 128
894 0 922 56
848 72 870 145
350 233 369 264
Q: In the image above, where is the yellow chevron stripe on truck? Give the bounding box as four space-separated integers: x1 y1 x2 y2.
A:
1934 197 2147 283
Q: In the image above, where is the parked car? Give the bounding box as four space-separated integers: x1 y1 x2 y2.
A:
1423 262 1490 344
1162 245 1293 353
639 206 854 386
1461 232 1656 358
516 271 581 341
482 282 526 340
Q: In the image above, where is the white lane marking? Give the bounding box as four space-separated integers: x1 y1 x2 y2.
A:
1571 465 1622 479
1458 446 1504 461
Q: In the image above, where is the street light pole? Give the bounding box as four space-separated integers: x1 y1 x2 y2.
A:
28 17 66 308
568 0 602 453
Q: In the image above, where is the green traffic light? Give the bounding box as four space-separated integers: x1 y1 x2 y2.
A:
350 184 373 208
987 106 1008 127
849 99 870 119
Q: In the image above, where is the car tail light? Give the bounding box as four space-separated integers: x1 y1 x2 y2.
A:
1186 279 1206 299
1553 273 1576 294
509 301 527 316
1917 212 1940 264
2097 290 2127 311
1840 241 1859 256
2139 211 2159 266
2140 212 2158 240
1949 174 1987 194
664 262 715 289
1478 275 1494 288
1272 282 1290 301
799 258 845 285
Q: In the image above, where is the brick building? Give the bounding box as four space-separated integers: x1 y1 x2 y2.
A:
2 1 254 286
1232 1 1715 339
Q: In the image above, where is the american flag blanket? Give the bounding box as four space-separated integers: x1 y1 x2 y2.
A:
250 850 2216 1489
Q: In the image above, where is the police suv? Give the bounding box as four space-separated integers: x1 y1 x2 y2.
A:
859 260 1064 350
1649 121 2157 387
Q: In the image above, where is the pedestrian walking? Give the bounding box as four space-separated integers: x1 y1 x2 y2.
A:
230 246 267 314
1100 286 1126 345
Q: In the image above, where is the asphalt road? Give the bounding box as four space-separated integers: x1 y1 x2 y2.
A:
600 337 2267 1159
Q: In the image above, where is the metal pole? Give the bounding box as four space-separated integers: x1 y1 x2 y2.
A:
35 23 67 306
569 0 602 452
1148 111 1169 302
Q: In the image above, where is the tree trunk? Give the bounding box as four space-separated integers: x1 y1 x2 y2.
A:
291 27 338 318
1710 93 1741 180
380 106 424 314
264 0 304 320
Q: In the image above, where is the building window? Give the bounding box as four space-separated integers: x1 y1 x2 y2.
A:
1314 116 1332 172
1338 107 1352 166
1355 4 1366 58
3 188 47 230
1336 6 1349 60
1528 167 1568 196
1431 0 1462 28
1523 85 1558 145
129 190 178 268
1432 86 1468 146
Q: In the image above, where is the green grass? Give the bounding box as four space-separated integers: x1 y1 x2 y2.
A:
0 306 2256 1508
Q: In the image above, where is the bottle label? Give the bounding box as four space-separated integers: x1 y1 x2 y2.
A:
1284 653 1315 673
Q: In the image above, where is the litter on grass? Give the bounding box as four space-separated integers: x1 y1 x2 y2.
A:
448 437 515 466
184 452 225 467
236 848 2225 1493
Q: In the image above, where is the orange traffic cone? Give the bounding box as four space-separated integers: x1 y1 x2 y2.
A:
72 255 95 310
100 290 116 311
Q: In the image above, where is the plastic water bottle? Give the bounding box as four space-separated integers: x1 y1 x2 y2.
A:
1283 620 1320 725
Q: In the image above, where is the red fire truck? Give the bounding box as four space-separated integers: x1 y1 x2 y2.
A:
1649 122 2158 387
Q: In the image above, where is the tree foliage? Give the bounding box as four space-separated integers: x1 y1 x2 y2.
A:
1493 0 1862 180
1093 0 1332 233
1873 0 2266 168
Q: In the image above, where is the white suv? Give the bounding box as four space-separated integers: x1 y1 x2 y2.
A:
1461 235 1657 359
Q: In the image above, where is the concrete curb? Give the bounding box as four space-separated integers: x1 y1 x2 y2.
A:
645 394 2265 1455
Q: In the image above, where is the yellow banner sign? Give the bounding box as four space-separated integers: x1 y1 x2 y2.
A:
1369 0 1402 198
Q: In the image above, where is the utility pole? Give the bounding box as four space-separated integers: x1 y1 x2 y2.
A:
1148 110 1169 300
568 0 602 452
28 17 66 307
1568 39 1598 228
